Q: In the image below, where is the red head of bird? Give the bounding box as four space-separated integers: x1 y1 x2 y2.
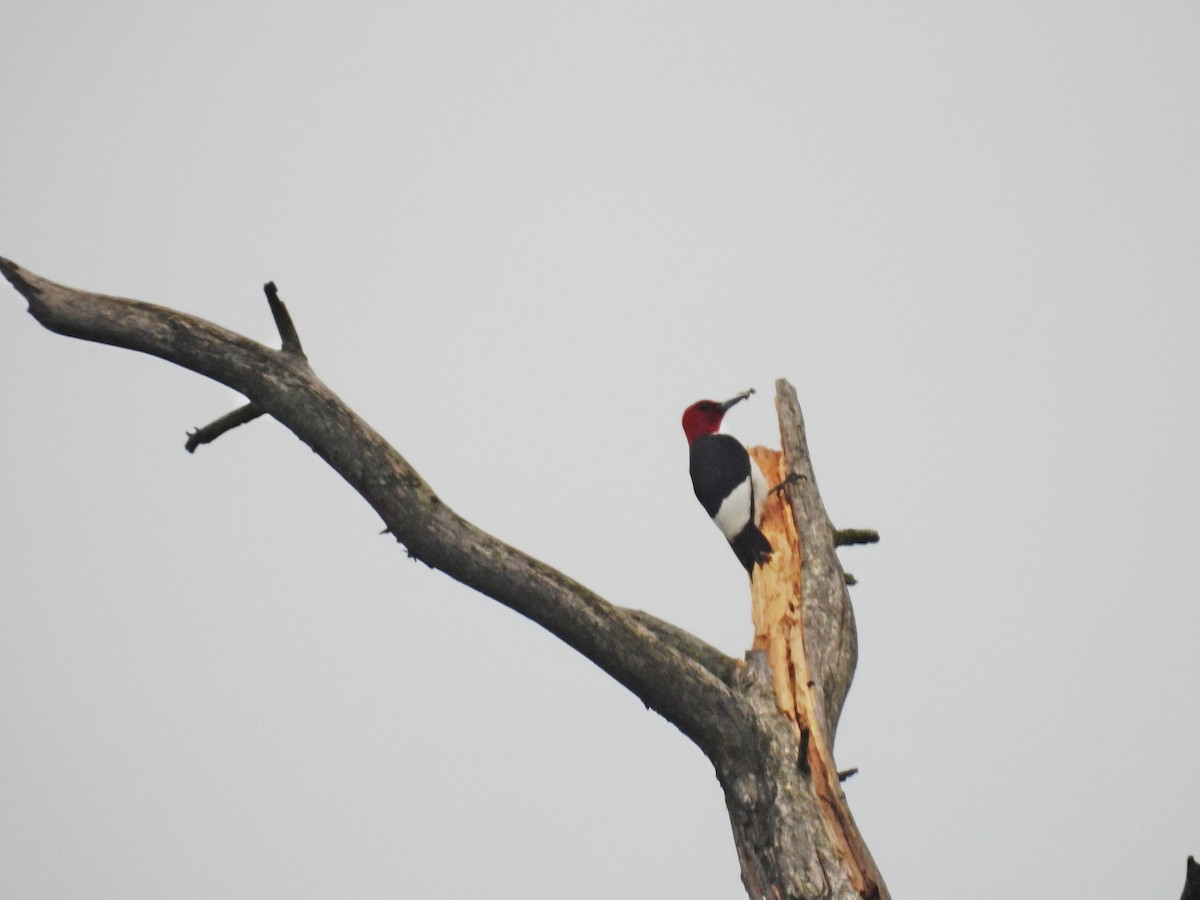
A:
681 389 755 444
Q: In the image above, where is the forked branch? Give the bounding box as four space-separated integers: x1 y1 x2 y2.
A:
0 257 752 768
184 281 305 452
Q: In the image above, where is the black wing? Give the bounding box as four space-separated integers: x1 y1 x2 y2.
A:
689 434 772 574
689 434 752 517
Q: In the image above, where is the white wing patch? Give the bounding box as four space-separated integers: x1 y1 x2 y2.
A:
713 478 753 542
713 459 769 542
749 457 768 526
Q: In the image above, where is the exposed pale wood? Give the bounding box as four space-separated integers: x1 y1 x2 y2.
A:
746 443 884 900
747 447 798 708
774 381 859 737
748 447 800 723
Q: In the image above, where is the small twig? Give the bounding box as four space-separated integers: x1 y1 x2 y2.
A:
837 767 859 783
185 403 264 453
835 528 879 547
264 281 305 357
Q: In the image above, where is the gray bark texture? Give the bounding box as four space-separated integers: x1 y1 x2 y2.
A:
2 258 888 899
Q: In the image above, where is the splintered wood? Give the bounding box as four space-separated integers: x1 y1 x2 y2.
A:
747 443 877 900
747 446 807 726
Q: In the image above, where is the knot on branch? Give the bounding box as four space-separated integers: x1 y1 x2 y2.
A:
732 773 761 811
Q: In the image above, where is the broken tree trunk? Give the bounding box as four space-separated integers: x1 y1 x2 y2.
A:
714 385 886 900
1 259 886 899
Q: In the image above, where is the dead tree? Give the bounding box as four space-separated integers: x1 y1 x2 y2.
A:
2 258 888 900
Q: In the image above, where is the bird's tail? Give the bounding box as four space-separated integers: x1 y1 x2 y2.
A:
731 524 773 575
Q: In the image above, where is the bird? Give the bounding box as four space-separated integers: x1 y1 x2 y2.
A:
682 389 772 574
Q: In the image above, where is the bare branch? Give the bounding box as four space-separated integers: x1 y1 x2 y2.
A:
834 528 879 547
263 281 305 358
622 608 739 685
0 258 755 767
185 402 264 452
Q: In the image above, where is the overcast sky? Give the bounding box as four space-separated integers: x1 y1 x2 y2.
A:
2 2 1198 898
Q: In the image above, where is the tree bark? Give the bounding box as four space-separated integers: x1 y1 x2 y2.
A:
2 258 887 899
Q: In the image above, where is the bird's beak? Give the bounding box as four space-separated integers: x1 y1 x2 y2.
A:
719 389 756 412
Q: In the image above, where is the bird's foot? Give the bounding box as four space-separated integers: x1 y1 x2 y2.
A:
769 471 806 495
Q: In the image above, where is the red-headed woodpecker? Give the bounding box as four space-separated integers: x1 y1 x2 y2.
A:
682 390 772 574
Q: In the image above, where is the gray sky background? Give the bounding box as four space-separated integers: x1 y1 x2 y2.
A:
2 3 1197 898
